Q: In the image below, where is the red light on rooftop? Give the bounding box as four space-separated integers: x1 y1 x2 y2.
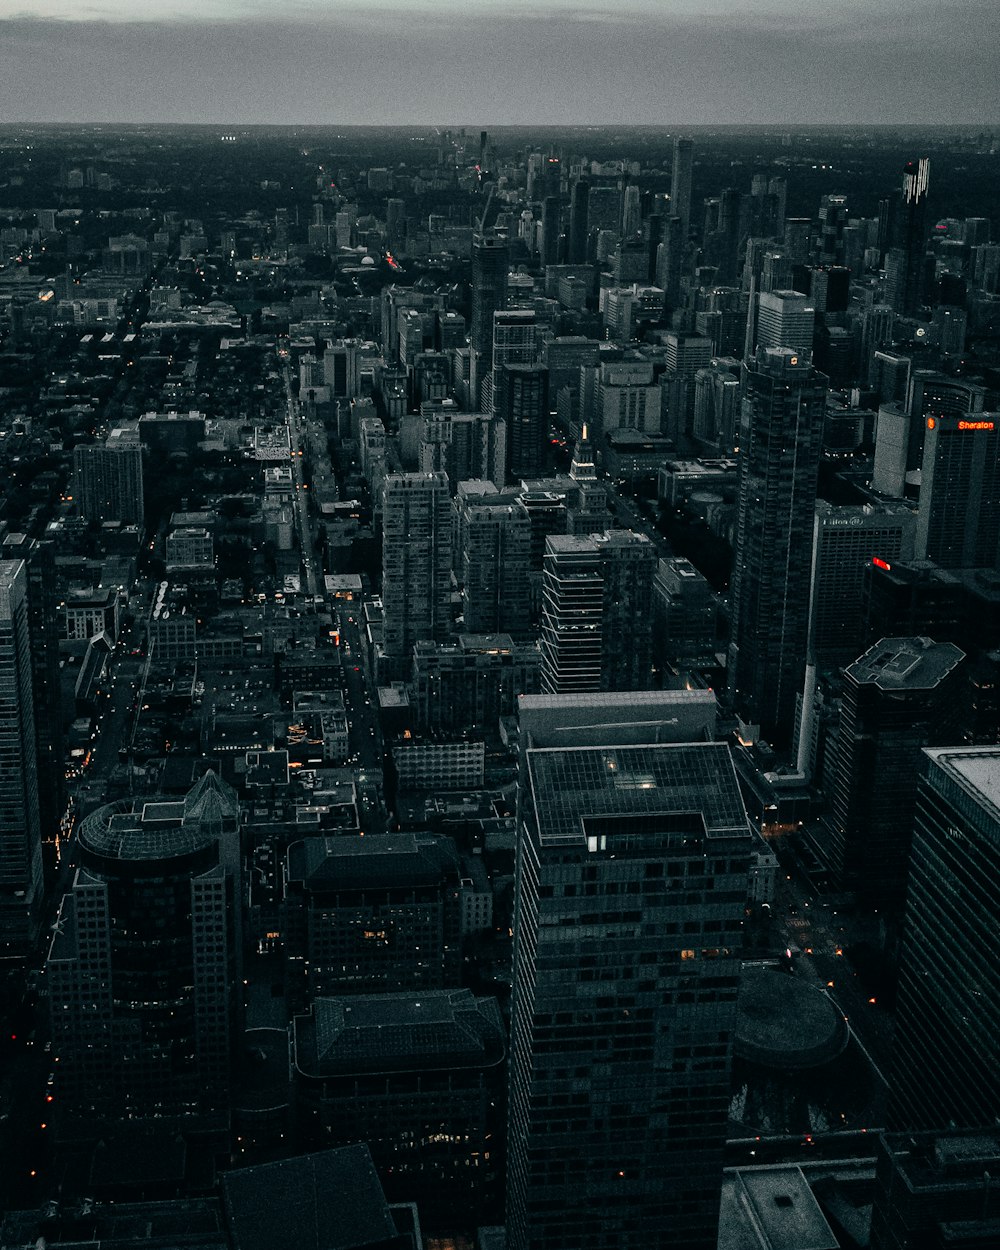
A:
872 557 891 571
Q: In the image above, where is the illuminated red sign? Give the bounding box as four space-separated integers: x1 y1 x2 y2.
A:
872 557 891 571
957 420 995 431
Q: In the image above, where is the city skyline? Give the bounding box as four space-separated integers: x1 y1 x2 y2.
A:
1 0 998 126
0 64 998 1244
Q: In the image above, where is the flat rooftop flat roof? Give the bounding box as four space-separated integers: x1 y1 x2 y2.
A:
717 1166 839 1250
926 747 1000 820
520 690 714 711
847 636 965 691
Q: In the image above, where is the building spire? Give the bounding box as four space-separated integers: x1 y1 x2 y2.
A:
570 423 597 482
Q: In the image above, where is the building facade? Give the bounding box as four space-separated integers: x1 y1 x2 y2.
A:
539 530 655 695
46 772 241 1130
507 742 752 1250
887 747 1000 1134
728 349 827 743
826 637 965 913
915 412 1000 570
0 560 43 957
73 441 145 526
381 472 452 673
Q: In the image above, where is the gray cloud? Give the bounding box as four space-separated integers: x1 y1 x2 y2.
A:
0 2 997 124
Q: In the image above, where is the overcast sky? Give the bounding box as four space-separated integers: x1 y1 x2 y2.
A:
0 0 997 126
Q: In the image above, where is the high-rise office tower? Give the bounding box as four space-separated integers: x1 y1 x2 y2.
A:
471 234 509 409
915 412 1000 570
2 534 63 877
458 497 533 640
859 305 895 385
622 182 641 237
652 557 718 666
728 349 827 743
539 530 655 694
818 194 849 264
692 358 741 455
541 196 562 268
887 746 1000 1133
661 332 714 440
497 363 549 482
538 535 604 693
671 137 694 239
487 309 538 417
767 176 787 232
973 241 1000 293
783 217 813 262
385 197 406 249
73 440 145 526
885 158 930 317
568 178 590 263
324 339 362 399
597 530 657 691
381 472 452 670
0 561 42 957
567 424 608 536
588 183 624 240
47 772 241 1128
754 289 815 357
584 358 663 438
826 637 965 914
872 350 912 406
807 501 916 669
507 741 752 1250
655 214 685 309
807 263 850 315
870 1129 1000 1250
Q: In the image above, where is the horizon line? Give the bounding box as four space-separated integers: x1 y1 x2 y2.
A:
1 119 997 131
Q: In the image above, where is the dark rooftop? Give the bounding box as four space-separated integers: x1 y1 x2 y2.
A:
525 742 749 847
221 1145 400 1250
286 832 458 890
293 989 505 1077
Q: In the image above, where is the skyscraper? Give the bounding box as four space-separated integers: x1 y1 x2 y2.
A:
47 772 241 1128
538 535 604 693
2 533 64 880
541 196 562 268
381 472 452 673
471 234 509 409
754 289 815 357
507 741 751 1250
486 309 538 418
870 1130 1000 1250
497 363 549 482
73 440 145 526
622 182 641 237
728 349 827 743
0 560 42 958
458 497 533 639
807 501 916 669
825 637 965 914
915 412 1000 570
539 530 655 694
655 214 685 310
671 136 694 239
884 158 930 317
887 746 1000 1133
568 178 590 263
567 424 608 536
